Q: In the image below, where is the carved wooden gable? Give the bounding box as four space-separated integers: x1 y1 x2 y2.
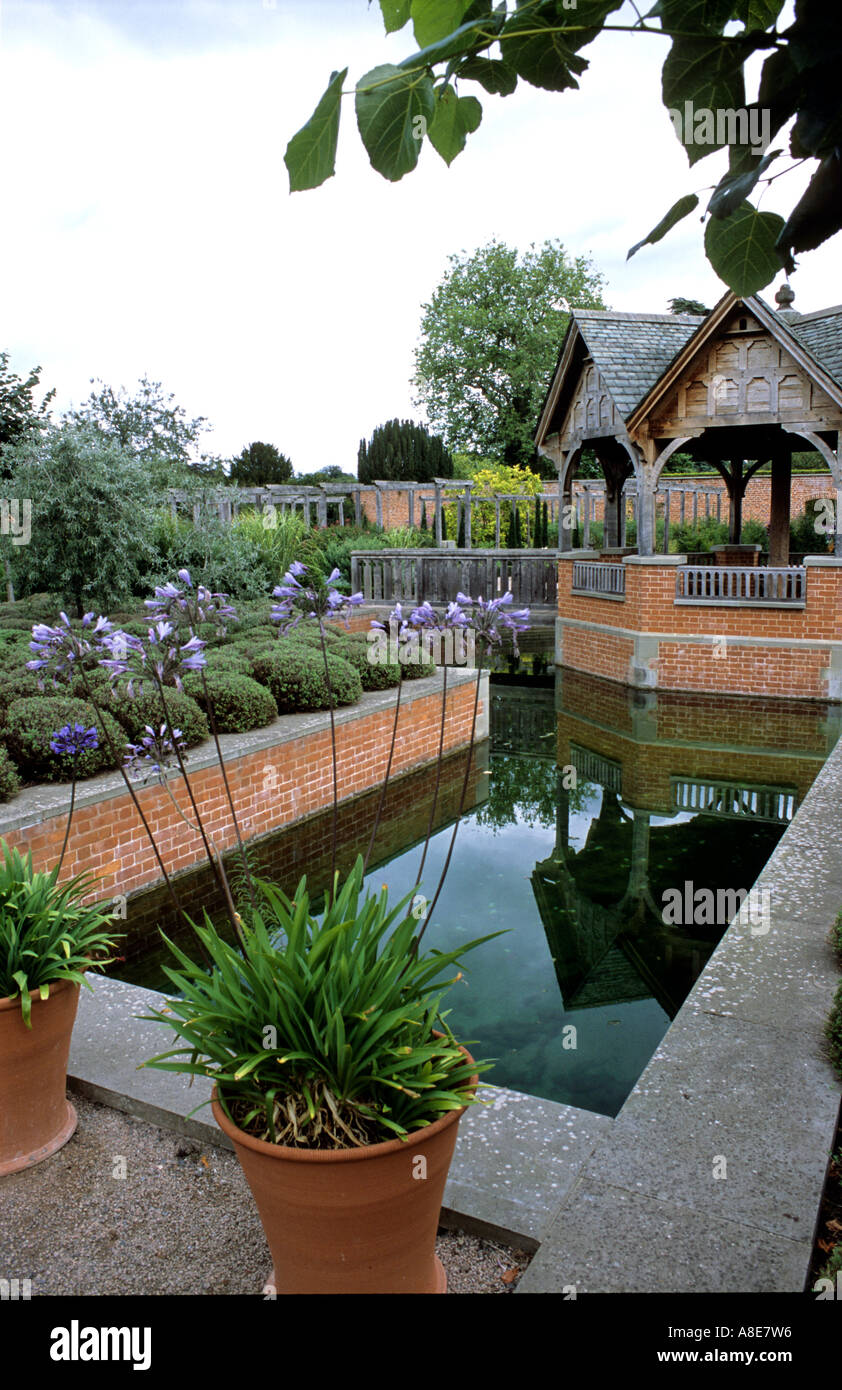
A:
559 359 624 444
647 309 841 438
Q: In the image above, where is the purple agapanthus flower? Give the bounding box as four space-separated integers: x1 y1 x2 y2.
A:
272 562 364 636
456 591 531 657
28 612 114 690
144 571 237 638
99 622 207 697
124 725 187 784
50 723 99 757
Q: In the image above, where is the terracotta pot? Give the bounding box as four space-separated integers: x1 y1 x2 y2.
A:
211 1047 476 1295
0 978 80 1176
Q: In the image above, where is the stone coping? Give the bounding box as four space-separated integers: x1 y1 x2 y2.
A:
0 667 483 836
67 974 610 1248
518 721 842 1293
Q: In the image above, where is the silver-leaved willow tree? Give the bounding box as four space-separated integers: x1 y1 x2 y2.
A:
283 0 839 297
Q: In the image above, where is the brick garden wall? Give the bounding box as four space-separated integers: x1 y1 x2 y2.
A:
557 557 842 699
2 676 483 903
353 474 835 534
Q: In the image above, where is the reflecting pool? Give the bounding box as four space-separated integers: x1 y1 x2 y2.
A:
111 670 841 1116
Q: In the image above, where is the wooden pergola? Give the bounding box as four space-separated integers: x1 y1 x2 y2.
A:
535 287 842 563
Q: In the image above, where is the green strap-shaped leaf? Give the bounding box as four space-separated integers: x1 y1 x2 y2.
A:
662 37 746 164
704 200 785 294
379 0 412 31
456 54 518 95
428 83 482 164
627 193 699 260
284 68 348 193
355 63 436 180
411 0 473 48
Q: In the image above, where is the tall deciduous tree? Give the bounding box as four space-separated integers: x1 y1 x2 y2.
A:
285 1 838 296
4 425 157 616
229 441 293 485
65 376 218 483
0 353 54 476
413 239 606 469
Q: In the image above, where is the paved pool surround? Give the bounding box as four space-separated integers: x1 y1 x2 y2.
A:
61 705 842 1293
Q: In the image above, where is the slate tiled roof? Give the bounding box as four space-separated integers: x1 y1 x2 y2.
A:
785 305 842 388
572 309 704 419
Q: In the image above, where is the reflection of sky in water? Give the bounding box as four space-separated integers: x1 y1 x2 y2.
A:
362 782 671 1118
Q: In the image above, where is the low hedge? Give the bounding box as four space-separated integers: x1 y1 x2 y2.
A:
0 670 42 722
251 643 362 713
107 686 210 748
0 748 21 802
4 696 126 782
204 648 254 678
294 627 402 692
182 671 278 733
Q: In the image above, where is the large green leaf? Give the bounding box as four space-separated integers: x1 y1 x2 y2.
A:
627 193 699 259
428 82 482 164
730 0 785 28
650 0 734 32
355 63 436 180
284 69 348 193
500 12 589 92
398 11 505 72
456 55 518 95
703 200 785 294
707 148 779 219
411 0 473 48
379 0 412 31
662 37 747 164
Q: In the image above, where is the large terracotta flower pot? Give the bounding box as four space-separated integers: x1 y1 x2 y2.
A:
211 1047 476 1295
0 978 80 1176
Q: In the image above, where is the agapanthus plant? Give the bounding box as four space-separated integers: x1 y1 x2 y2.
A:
50 723 99 875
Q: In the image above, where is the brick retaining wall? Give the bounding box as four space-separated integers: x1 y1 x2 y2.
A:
0 672 485 902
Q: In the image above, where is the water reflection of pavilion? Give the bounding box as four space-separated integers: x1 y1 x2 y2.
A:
496 671 841 1018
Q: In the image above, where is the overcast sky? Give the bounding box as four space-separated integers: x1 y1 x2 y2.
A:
1 0 839 474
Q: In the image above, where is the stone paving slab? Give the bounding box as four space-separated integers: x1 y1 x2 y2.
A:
442 1089 611 1244
517 1181 813 1294
68 974 603 1245
517 719 842 1295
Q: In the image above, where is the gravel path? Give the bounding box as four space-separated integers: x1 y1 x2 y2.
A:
1 1094 531 1295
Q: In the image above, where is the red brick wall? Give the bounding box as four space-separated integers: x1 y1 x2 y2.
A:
358 487 436 529
573 473 834 529
558 558 842 698
4 679 481 902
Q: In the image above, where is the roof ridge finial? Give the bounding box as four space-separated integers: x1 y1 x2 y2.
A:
775 281 799 321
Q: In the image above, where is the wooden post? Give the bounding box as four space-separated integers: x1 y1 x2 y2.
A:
679 489 686 525
375 488 383 530
434 482 443 546
317 494 328 529
494 496 501 547
729 460 744 543
583 490 591 549
464 488 472 549
662 489 671 554
339 499 345 527
303 499 312 529
353 489 362 526
769 443 791 566
408 487 415 529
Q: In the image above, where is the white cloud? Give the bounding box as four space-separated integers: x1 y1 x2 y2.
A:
0 1 838 473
